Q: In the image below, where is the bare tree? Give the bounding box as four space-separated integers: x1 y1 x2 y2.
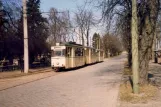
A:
84 10 95 46
102 33 122 57
48 8 71 45
74 7 95 46
98 0 160 84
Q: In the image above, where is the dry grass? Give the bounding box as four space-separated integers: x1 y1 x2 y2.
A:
123 61 132 75
120 62 158 103
123 67 132 75
119 81 158 103
120 61 161 106
0 68 52 79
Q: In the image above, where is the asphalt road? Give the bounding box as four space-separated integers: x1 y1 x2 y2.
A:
0 53 126 107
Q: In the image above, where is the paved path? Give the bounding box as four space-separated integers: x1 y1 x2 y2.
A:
0 54 126 107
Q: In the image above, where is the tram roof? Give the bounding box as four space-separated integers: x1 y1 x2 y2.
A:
52 42 104 50
84 46 103 50
57 42 84 47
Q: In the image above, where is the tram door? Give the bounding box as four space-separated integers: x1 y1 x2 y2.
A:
85 48 89 64
66 47 72 68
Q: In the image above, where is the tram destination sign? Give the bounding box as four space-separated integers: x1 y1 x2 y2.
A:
51 46 66 50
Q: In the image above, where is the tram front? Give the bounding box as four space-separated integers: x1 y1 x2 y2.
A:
51 44 66 71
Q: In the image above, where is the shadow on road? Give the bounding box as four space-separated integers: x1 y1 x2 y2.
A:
59 61 104 72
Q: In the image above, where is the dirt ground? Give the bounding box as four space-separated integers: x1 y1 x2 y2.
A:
119 61 161 107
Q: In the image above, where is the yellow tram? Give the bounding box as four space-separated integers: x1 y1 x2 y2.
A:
51 42 104 71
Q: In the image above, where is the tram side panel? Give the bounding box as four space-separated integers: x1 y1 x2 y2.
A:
85 48 91 64
84 48 89 64
88 48 95 64
91 49 94 63
74 47 85 67
96 50 100 62
75 56 85 67
98 50 104 62
65 47 73 69
91 49 97 63
100 51 104 61
66 57 72 68
97 50 103 62
89 48 92 64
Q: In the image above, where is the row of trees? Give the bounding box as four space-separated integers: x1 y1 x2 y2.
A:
102 34 122 57
0 0 51 63
0 0 96 64
0 0 123 65
0 0 23 61
97 0 160 84
92 33 122 57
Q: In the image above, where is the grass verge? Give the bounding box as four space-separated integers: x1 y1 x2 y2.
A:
120 62 159 103
119 81 158 103
0 68 52 79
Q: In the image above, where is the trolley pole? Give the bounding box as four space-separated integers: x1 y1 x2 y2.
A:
23 0 29 73
132 0 139 94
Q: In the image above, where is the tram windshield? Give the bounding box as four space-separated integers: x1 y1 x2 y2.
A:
51 50 65 57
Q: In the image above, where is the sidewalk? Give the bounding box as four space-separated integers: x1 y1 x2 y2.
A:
0 67 58 91
0 67 51 79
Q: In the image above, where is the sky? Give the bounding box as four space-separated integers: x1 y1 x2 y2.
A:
40 0 103 25
40 0 106 45
41 0 84 12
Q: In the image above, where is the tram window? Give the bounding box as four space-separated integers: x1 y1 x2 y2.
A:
55 51 61 56
66 47 72 57
80 49 83 56
75 48 80 56
62 49 65 56
75 48 83 56
51 50 65 57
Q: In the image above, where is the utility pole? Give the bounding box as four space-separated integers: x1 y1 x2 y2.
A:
99 37 101 61
23 0 29 73
97 38 99 49
132 0 139 94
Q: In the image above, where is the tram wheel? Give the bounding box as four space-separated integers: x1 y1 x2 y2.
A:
53 67 59 72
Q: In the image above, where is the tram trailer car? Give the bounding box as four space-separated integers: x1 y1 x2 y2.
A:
84 48 104 64
51 43 104 71
97 49 104 62
84 47 97 64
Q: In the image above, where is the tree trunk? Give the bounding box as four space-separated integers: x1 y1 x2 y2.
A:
132 0 139 93
139 0 159 85
81 31 84 46
139 20 155 84
128 48 132 68
152 30 156 60
87 30 89 46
